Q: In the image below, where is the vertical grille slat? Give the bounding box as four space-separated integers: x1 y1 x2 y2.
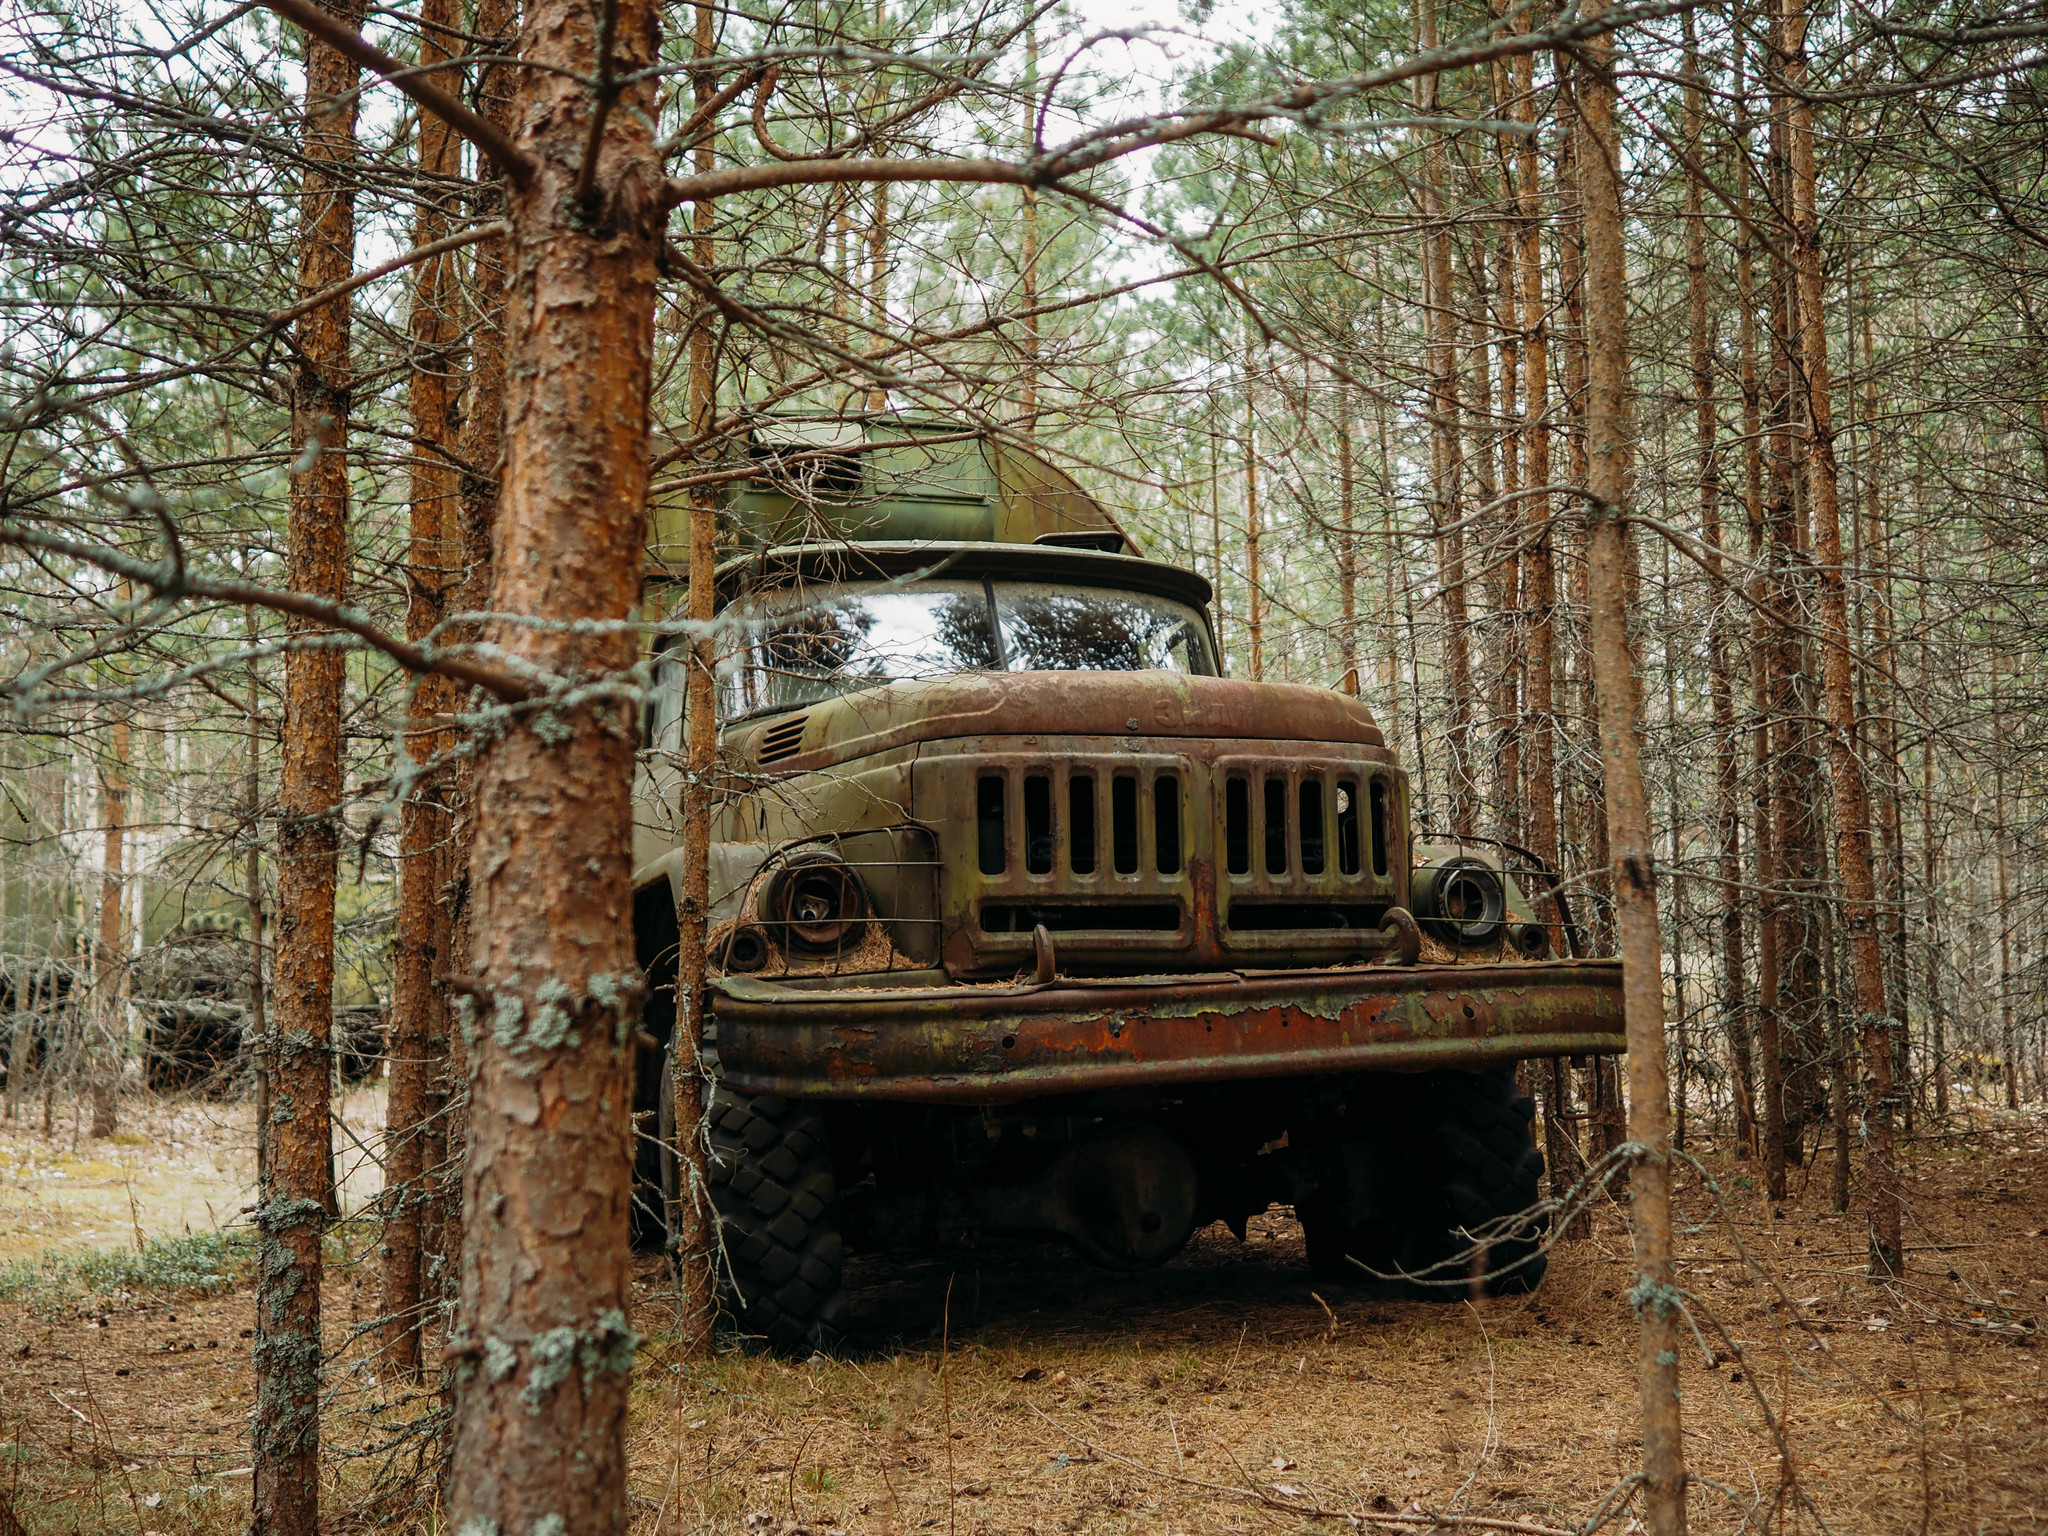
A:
1153 774 1181 874
977 775 1007 874
1336 779 1362 876
1024 774 1053 874
1111 775 1139 875
1069 774 1097 874
1225 776 1251 875
1263 776 1288 875
1299 779 1326 875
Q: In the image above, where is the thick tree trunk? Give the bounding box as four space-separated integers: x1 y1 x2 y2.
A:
1784 0 1899 1270
1576 15 1687 1529
257 5 357 1530
383 0 465 1377
443 0 663 1527
669 0 720 1356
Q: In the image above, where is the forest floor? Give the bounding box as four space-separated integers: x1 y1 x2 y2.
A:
0 1085 384 1261
0 1100 2043 1536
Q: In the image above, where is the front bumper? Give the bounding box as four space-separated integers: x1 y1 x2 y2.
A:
710 959 1625 1103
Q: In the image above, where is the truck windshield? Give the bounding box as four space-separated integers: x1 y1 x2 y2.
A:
719 578 1215 717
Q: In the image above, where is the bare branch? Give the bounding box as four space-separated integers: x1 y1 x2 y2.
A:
0 523 540 702
255 0 537 189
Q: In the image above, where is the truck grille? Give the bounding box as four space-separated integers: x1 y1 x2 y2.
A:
921 742 1406 976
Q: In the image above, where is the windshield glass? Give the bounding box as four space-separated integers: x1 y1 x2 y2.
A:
718 578 1214 717
994 581 1213 674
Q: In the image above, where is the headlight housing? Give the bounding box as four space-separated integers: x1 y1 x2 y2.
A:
766 848 872 955
1412 857 1506 947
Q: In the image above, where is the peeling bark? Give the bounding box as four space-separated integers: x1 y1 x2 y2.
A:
443 0 664 1524
256 3 357 1529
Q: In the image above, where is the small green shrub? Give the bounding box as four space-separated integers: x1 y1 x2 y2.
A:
0 1228 256 1313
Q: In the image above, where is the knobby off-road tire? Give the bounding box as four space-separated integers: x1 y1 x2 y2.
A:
1301 1064 1548 1299
704 1082 849 1355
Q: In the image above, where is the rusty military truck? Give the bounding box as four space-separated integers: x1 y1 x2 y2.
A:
631 417 1625 1353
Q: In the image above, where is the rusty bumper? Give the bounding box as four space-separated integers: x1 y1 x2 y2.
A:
710 960 1625 1103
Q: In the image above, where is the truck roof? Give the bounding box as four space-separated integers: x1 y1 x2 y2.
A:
709 539 1214 613
646 414 1141 575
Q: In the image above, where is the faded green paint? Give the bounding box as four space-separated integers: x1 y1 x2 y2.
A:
646 417 1132 571
631 454 1626 1104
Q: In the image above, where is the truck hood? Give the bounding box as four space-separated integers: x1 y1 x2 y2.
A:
723 670 1388 774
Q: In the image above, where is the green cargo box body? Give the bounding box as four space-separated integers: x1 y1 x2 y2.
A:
646 414 1136 572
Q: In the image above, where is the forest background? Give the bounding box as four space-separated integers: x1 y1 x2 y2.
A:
1 0 2047 1529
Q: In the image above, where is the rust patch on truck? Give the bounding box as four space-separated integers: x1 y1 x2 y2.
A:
712 959 1624 1104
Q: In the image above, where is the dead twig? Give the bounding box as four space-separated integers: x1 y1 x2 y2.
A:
1026 1404 1574 1535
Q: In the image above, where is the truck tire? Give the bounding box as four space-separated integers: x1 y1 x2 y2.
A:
1300 1065 1548 1299
706 1084 849 1355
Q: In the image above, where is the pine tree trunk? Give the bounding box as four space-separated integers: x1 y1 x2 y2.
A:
91 703 129 1139
1685 11 1751 1157
1018 22 1040 436
1514 32 1560 931
1735 14 1786 1192
1482 215 1523 844
257 3 357 1528
1337 373 1358 690
1576 13 1687 1527
1553 62 1609 948
383 0 464 1377
1784 0 1899 1268
668 0 720 1357
444 0 664 1525
1245 364 1262 681
1418 0 1472 831
1858 291 1911 1131
246 630 270 1194
440 0 519 1274
1764 30 1828 1164
1994 671 2016 1109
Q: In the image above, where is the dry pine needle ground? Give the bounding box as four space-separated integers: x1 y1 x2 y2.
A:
1 1108 2044 1535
